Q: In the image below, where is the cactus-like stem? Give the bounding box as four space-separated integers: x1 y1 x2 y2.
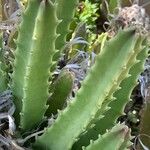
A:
12 0 59 131
55 0 79 51
84 124 131 150
50 0 79 72
45 69 74 116
33 29 139 150
72 38 147 149
12 0 41 124
97 44 147 134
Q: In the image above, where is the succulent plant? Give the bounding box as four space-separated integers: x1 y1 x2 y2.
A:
0 0 149 149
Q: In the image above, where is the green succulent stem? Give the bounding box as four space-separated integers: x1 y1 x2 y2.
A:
12 0 41 124
12 0 59 131
46 69 74 116
84 124 131 150
50 0 79 72
55 0 79 51
33 29 139 150
72 38 147 149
